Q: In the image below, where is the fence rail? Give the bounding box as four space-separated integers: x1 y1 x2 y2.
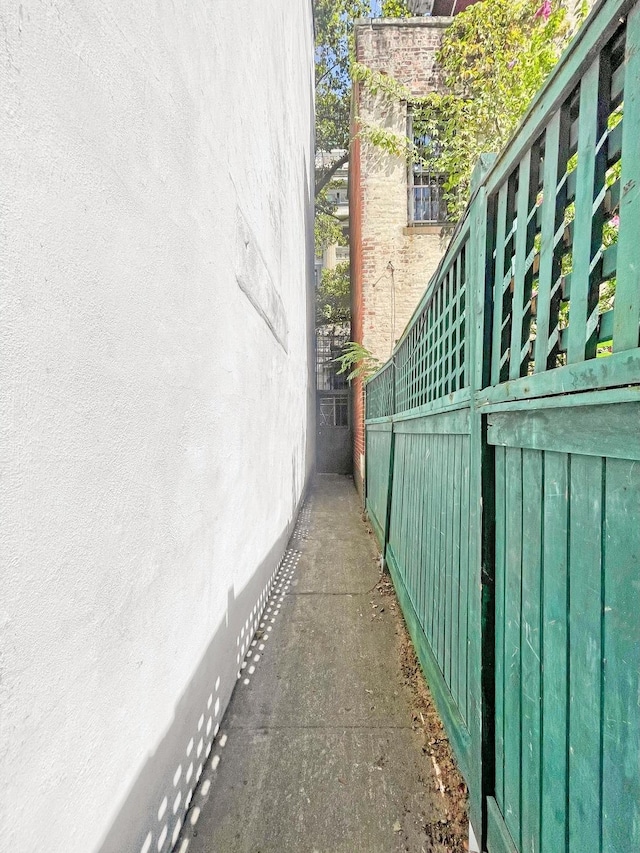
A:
364 2 640 850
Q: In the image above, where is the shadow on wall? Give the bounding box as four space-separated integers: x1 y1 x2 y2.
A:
96 509 300 853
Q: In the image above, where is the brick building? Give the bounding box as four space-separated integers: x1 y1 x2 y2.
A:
350 16 453 496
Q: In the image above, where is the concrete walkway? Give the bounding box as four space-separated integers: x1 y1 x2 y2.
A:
179 475 462 853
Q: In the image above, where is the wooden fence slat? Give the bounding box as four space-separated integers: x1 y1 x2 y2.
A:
383 423 395 552
492 184 509 384
421 435 431 638
420 433 431 634
463 239 471 389
494 445 506 810
613 4 640 351
469 158 493 834
428 433 441 643
568 455 604 853
534 111 563 373
444 272 451 397
503 447 523 844
431 432 440 652
487 401 640 461
416 433 425 631
415 436 424 615
437 434 449 666
455 252 462 391
412 434 421 619
436 431 446 654
390 436 403 565
403 436 411 572
567 58 600 363
475 347 640 407
428 301 436 403
451 436 462 709
509 152 533 380
448 434 458 689
541 451 569 852
459 438 471 726
422 433 432 642
444 433 453 686
420 315 427 405
601 458 640 851
520 450 543 853
408 433 418 619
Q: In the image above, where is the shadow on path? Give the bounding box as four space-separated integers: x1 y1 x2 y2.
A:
178 475 467 853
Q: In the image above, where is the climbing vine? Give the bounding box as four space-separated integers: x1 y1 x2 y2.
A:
355 0 579 219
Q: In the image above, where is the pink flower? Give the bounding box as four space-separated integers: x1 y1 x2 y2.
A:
534 1 552 21
610 214 620 228
507 58 517 69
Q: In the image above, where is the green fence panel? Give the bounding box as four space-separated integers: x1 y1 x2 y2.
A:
365 2 640 850
364 422 393 549
387 416 472 723
488 402 640 853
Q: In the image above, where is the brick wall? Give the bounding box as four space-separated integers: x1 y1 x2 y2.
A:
355 18 451 364
355 18 446 99
350 89 366 497
351 18 451 497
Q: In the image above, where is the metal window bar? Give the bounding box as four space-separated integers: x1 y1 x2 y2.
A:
319 396 349 427
315 328 349 391
410 173 448 223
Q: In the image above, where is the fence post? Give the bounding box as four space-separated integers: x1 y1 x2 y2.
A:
381 356 396 569
362 379 368 508
467 153 497 847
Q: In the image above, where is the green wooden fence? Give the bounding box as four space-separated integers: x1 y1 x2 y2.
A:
364 2 640 851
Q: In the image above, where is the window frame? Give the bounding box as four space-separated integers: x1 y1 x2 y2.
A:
407 108 449 226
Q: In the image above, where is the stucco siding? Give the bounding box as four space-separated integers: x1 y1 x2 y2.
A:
0 2 314 852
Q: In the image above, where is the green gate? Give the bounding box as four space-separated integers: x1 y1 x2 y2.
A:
364 2 640 850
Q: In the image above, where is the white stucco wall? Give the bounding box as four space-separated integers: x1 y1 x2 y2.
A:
0 2 314 852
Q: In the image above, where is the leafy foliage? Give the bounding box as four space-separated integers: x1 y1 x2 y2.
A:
314 0 412 196
314 0 371 196
381 0 412 16
334 341 381 382
317 262 351 326
411 0 573 218
315 213 345 258
314 0 413 261
315 187 348 257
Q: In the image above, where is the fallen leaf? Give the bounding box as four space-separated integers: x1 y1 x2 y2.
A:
393 820 402 832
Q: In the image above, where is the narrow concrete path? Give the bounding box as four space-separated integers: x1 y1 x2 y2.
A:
180 475 460 853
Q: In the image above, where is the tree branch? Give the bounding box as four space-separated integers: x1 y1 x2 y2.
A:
314 150 349 198
315 60 344 87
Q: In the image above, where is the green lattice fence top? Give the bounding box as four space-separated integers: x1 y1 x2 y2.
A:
395 230 470 414
490 12 629 384
365 0 640 422
365 359 394 420
366 217 472 419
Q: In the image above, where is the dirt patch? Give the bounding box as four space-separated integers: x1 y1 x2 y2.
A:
376 571 469 853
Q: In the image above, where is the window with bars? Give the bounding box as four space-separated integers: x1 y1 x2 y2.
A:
316 328 349 391
409 169 448 224
319 396 349 427
408 110 449 224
